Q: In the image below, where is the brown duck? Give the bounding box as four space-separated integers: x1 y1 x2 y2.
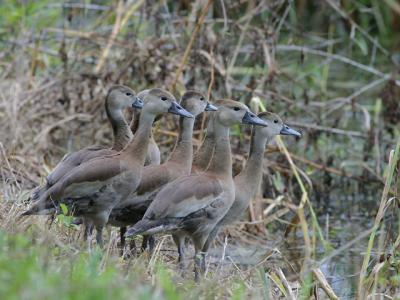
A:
202 111 301 254
31 86 160 202
21 89 193 247
125 100 267 279
107 91 217 252
191 114 215 174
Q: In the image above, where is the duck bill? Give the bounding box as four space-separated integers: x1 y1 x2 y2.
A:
204 102 218 111
280 124 302 137
242 111 268 127
168 101 194 118
131 97 144 109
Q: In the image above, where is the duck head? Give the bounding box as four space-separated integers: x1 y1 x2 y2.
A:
256 111 301 139
141 88 193 118
179 90 218 117
106 85 143 110
213 100 267 127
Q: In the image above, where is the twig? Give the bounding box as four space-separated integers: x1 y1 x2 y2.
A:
287 121 368 138
94 0 124 74
324 0 389 56
94 0 145 74
47 3 110 10
323 77 387 111
120 0 146 29
358 138 400 299
317 228 374 267
276 267 296 300
171 0 213 92
312 268 339 300
276 45 400 86
383 0 400 15
219 0 228 32
290 152 384 183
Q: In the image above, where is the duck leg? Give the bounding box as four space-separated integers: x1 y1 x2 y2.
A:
148 235 155 254
141 235 155 254
140 235 148 252
128 238 137 256
83 220 93 241
119 227 126 256
193 235 208 281
172 234 187 272
203 227 219 251
83 219 93 252
95 225 104 248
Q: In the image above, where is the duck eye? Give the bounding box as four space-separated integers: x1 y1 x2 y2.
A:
200 97 204 101
274 120 278 123
126 92 132 96
233 107 240 111
161 96 167 101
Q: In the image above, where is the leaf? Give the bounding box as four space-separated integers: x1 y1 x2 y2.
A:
353 36 369 56
60 203 68 215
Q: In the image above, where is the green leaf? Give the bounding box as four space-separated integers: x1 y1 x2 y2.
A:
60 203 68 215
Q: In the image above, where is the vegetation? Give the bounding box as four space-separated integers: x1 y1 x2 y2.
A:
0 0 399 299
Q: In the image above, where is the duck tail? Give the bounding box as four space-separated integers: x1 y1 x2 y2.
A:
19 197 56 219
125 218 180 237
29 185 47 202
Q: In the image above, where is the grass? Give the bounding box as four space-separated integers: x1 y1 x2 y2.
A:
0 224 271 300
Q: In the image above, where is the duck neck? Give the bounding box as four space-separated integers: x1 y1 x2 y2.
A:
238 130 269 194
206 121 232 177
106 105 132 151
192 116 215 171
168 116 195 170
130 109 140 134
125 112 155 164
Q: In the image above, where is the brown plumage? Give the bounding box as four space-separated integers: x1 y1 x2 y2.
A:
125 100 267 279
202 112 301 252
191 114 215 174
131 89 161 166
21 89 193 248
107 91 217 252
30 86 161 203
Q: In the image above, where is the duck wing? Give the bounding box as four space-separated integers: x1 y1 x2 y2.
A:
22 155 127 215
46 145 115 186
145 174 224 219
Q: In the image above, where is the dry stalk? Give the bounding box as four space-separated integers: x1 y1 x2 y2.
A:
94 0 145 74
95 0 124 74
276 267 296 300
171 0 213 92
276 45 399 86
312 268 339 300
358 137 400 299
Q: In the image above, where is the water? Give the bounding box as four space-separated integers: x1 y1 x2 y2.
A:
206 189 394 299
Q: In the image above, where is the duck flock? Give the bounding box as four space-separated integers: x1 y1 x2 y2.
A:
22 85 301 279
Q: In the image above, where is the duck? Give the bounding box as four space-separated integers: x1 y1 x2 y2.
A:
130 89 160 166
21 89 193 248
30 86 160 202
191 114 215 174
125 100 267 279
107 91 218 253
201 111 301 256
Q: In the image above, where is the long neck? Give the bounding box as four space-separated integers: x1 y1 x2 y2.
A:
168 117 195 170
106 105 132 151
192 116 215 171
124 112 155 165
206 121 232 177
237 130 269 194
130 109 140 134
